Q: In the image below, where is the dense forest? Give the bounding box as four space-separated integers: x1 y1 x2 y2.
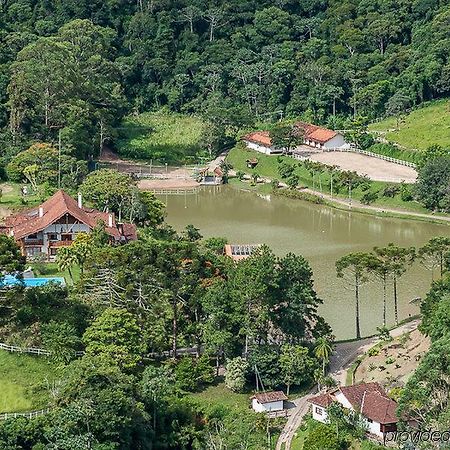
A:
0 0 449 164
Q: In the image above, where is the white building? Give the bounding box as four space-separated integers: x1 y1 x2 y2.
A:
242 131 283 155
242 123 348 156
309 382 398 439
294 121 348 150
252 391 288 413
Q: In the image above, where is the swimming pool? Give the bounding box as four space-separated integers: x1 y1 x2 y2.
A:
0 275 66 288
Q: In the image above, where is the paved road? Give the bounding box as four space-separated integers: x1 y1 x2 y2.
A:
275 319 421 450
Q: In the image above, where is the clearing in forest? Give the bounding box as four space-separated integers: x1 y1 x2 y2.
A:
0 350 60 413
116 111 206 164
369 99 450 151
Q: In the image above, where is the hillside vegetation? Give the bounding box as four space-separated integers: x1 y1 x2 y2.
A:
116 112 206 164
0 351 60 413
369 100 450 151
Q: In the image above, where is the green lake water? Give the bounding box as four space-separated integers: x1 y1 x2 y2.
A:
159 186 449 339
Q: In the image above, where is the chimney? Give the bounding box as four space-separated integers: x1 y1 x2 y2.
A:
108 213 114 228
78 192 82 208
39 207 44 218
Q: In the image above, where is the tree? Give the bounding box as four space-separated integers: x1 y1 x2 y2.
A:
278 161 295 179
82 308 145 371
286 174 299 189
385 92 410 129
225 357 249 393
418 236 450 279
416 156 450 211
382 244 416 325
371 246 394 327
0 235 25 278
41 320 80 365
183 224 203 242
336 253 378 339
139 365 175 430
270 124 303 155
280 344 315 395
57 246 77 282
303 422 343 450
314 337 334 377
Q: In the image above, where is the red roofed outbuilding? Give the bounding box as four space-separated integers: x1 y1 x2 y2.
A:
0 190 137 260
309 382 399 439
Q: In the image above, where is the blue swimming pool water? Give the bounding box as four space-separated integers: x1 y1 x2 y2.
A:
1 275 65 287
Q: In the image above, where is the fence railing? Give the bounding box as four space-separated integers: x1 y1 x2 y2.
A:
0 408 51 421
0 342 84 357
321 146 417 168
0 342 50 356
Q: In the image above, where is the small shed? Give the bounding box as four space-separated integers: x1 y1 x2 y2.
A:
252 391 288 413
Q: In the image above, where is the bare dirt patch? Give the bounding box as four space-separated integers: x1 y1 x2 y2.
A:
138 178 200 190
354 329 430 390
308 152 417 183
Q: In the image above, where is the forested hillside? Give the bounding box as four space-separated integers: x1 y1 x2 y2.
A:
0 0 449 163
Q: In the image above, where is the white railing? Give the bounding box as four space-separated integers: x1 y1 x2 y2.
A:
320 147 417 168
0 342 50 356
0 408 51 421
0 342 84 357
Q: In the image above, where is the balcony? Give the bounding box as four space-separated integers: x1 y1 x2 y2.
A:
23 239 43 246
49 240 73 248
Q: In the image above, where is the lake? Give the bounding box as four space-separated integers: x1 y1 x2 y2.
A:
159 186 449 339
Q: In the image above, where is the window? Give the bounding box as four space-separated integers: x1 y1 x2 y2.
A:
26 247 42 257
315 407 323 415
50 248 58 256
367 418 373 423
61 233 72 242
27 234 38 240
48 233 58 241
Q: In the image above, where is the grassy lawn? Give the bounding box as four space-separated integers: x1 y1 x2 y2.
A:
31 262 80 285
188 381 252 414
369 99 450 151
116 111 207 164
227 146 434 215
0 350 61 413
0 182 40 210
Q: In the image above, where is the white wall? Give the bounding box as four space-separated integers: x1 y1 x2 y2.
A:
252 399 284 412
311 405 328 423
323 134 346 149
245 141 282 155
334 391 353 410
365 419 383 437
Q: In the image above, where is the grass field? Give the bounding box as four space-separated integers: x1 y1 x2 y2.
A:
0 350 60 413
227 146 432 214
369 99 450 151
0 182 40 211
116 111 207 164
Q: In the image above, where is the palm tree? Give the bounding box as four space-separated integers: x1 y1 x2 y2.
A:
57 246 76 282
314 336 333 377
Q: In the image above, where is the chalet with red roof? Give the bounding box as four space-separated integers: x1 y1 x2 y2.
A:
309 382 399 438
294 121 347 150
242 122 347 155
0 190 137 260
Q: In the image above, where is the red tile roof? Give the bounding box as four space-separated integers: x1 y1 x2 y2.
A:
361 391 398 424
310 383 399 424
252 391 288 404
242 131 272 147
295 121 338 143
309 393 335 408
4 190 137 242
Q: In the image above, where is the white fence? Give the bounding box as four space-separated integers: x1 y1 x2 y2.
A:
0 342 50 356
321 146 417 168
0 342 84 357
0 408 51 421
